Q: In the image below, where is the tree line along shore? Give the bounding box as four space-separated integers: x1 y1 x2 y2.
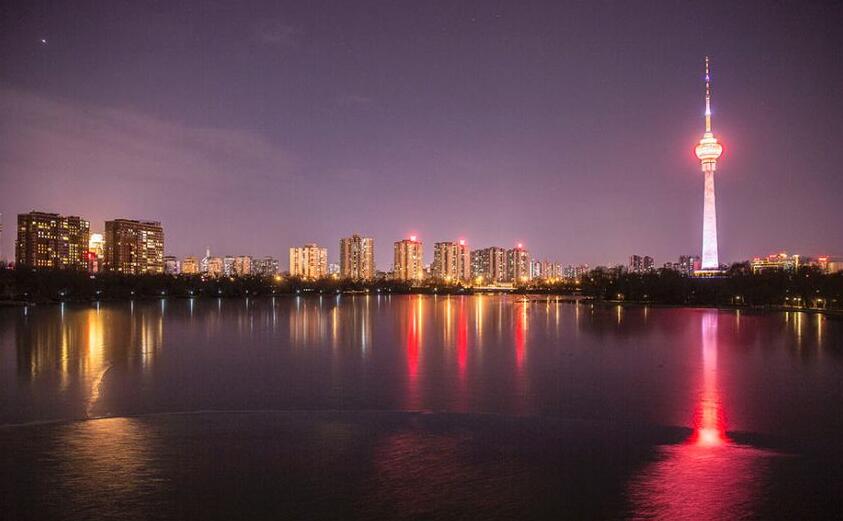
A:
1 265 841 312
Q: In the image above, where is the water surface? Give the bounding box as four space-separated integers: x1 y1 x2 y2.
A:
1 296 841 519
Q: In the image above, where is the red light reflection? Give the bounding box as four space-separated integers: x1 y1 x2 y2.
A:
692 312 727 446
627 312 775 519
405 297 422 409
457 298 468 376
514 302 526 370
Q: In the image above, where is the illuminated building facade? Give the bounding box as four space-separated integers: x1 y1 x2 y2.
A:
432 240 470 281
233 255 252 276
629 255 655 274
87 232 105 272
694 57 724 274
252 257 279 276
564 264 589 280
751 252 802 274
104 219 164 274
206 257 224 277
678 255 702 276
15 211 90 270
506 244 531 282
164 256 180 275
339 234 375 280
532 259 562 280
817 256 843 274
200 248 211 274
223 256 236 276
393 236 424 281
290 243 328 279
181 256 199 274
471 247 506 283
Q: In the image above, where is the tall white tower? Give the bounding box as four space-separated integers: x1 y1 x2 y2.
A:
694 57 724 273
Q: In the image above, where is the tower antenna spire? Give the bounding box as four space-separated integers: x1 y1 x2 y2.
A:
704 56 712 132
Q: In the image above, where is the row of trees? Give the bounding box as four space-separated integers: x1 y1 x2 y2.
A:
578 263 842 309
0 269 478 302
1 264 841 310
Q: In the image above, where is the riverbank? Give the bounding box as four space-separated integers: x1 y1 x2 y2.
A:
1 267 841 311
572 298 843 318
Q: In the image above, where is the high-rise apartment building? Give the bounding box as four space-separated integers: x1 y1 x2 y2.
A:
206 257 224 277
564 264 590 280
393 236 424 281
432 240 470 281
629 255 642 273
628 255 655 274
15 211 90 270
104 219 164 274
339 234 375 280
233 256 252 276
200 248 211 274
164 256 180 275
252 257 279 277
506 244 531 282
181 256 199 274
471 247 507 283
678 255 702 276
223 256 236 277
290 243 328 279
532 259 562 280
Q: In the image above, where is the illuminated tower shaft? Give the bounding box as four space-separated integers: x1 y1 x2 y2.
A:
694 57 723 271
701 164 718 269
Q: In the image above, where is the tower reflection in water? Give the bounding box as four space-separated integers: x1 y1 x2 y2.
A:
693 312 726 447
627 311 776 520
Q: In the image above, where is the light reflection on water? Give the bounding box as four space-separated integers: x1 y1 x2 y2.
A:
1 297 842 519
627 311 779 520
2 296 841 431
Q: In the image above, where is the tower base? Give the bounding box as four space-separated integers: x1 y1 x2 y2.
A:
693 268 724 278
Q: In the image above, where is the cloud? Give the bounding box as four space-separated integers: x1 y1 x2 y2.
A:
0 86 294 185
0 86 297 255
0 84 289 178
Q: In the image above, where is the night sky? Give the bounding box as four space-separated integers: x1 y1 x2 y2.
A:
1 1 841 269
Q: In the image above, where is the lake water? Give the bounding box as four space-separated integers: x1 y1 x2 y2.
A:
1 295 841 519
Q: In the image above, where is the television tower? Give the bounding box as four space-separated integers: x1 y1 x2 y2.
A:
694 57 723 273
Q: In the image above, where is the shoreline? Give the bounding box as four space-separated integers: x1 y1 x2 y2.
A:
587 299 843 318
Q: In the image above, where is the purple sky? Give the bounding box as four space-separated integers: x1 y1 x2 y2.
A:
1 1 841 269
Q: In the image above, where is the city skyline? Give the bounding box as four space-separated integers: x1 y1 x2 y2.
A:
7 208 842 274
1 1 842 269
